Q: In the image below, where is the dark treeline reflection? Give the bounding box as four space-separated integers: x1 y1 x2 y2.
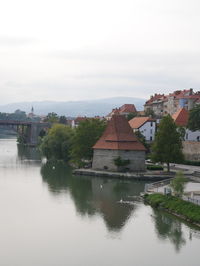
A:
40 161 145 232
17 144 41 162
151 210 187 252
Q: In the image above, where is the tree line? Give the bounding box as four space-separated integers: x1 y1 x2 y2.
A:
40 118 106 167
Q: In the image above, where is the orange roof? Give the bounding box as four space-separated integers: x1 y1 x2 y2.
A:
93 115 146 151
172 108 189 126
129 117 154 129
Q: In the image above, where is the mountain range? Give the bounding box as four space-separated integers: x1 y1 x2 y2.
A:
0 97 146 117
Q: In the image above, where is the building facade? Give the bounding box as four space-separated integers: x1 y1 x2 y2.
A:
129 117 156 142
144 89 200 118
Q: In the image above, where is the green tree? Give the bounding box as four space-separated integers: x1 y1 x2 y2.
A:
114 156 130 172
71 118 106 164
187 105 200 131
59 115 67 124
151 115 184 172
44 112 59 123
170 171 187 197
127 112 137 121
177 126 186 141
134 130 149 151
40 124 74 161
145 109 156 118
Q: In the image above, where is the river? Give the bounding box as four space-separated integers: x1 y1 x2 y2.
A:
0 138 199 266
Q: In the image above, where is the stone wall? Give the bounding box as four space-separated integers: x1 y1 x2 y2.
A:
182 141 200 161
92 149 146 172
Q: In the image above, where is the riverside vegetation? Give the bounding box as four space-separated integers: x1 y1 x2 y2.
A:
39 118 106 166
144 194 200 226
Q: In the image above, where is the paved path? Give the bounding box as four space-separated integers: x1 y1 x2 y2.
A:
171 163 200 172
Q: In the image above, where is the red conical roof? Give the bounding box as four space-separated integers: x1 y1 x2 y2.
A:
172 108 189 126
93 115 146 151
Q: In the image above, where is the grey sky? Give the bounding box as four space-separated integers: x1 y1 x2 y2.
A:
0 0 200 104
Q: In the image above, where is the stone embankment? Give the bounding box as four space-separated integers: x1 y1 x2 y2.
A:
73 168 175 181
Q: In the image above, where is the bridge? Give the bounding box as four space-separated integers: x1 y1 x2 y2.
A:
0 120 51 146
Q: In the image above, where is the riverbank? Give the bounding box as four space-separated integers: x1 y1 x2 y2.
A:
73 168 175 181
144 193 200 228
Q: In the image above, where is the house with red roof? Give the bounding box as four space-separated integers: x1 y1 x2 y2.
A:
129 117 156 142
92 115 146 171
106 104 137 120
71 116 88 128
172 108 200 141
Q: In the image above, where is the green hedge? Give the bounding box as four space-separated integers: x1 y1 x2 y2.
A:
183 160 200 166
147 164 164 170
145 193 200 224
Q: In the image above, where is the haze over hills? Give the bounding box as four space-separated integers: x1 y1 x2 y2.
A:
0 97 146 117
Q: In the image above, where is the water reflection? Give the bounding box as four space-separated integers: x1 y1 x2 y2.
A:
152 209 186 252
41 161 145 232
17 144 41 161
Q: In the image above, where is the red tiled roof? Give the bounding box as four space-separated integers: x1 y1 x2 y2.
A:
119 104 137 113
145 94 165 105
171 89 191 99
172 108 189 126
93 115 146 151
129 117 154 129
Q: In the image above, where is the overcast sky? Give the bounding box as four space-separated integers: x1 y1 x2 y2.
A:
0 0 200 104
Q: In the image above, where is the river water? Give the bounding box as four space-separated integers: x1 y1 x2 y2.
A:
0 138 199 266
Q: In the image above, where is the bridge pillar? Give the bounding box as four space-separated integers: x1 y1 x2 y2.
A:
26 123 50 146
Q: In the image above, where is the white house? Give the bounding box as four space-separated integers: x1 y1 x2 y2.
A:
172 108 200 141
128 117 156 142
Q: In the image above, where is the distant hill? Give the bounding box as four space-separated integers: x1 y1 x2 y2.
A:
0 97 146 117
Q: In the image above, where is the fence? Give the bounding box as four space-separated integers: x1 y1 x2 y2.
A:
145 178 174 193
182 196 200 206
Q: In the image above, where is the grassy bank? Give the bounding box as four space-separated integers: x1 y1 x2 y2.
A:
144 193 200 226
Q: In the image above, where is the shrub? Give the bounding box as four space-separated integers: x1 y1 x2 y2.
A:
147 164 163 170
183 160 200 166
170 171 187 197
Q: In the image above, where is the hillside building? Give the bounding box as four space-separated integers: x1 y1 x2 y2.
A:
144 89 200 118
106 104 137 120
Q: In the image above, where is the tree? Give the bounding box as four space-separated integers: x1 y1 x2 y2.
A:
187 105 200 131
59 115 67 124
170 171 187 197
177 126 186 141
145 109 156 118
114 156 130 172
134 130 149 151
71 118 106 164
40 124 74 161
127 112 137 121
151 115 184 172
44 112 59 123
